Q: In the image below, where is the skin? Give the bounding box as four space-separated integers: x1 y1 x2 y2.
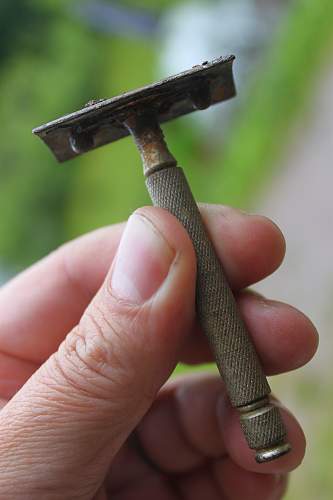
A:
0 204 318 500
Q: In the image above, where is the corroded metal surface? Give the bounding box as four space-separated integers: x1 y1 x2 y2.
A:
32 56 235 162
33 56 291 463
124 112 177 176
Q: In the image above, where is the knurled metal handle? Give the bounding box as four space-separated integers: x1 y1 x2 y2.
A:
146 165 289 461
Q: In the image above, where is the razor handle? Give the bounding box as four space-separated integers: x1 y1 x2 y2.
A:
145 164 289 462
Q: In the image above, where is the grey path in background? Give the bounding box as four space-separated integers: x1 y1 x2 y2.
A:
254 62 333 498
255 61 333 376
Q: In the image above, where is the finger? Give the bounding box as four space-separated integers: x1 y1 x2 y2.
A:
0 351 38 400
176 460 287 500
137 373 305 476
218 394 306 474
0 223 124 365
112 476 176 500
137 373 225 474
0 206 285 366
107 443 175 500
236 292 318 375
180 291 319 375
212 459 288 500
0 208 198 499
199 204 286 291
2 288 317 401
176 467 223 500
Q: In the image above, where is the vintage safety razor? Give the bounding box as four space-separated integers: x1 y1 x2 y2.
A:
33 56 291 463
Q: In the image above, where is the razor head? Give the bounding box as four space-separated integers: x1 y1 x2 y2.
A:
33 55 236 163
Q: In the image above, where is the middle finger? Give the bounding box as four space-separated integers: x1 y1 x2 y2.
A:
180 291 318 375
137 373 305 475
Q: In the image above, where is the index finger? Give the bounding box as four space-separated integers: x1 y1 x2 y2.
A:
0 205 285 367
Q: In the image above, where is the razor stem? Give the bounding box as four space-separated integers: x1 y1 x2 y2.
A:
124 111 291 464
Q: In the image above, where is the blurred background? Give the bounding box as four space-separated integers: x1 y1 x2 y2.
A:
0 0 332 497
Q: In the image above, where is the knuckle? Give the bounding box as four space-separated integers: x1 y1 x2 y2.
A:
53 300 155 409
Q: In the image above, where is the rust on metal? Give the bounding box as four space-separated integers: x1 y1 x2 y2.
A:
124 111 177 176
32 56 236 163
32 55 292 464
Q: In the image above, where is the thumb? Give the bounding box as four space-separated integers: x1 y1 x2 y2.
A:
0 208 196 499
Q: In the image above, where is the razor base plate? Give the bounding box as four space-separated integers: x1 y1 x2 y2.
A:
33 56 236 163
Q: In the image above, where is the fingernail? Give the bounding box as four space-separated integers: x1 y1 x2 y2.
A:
110 213 175 304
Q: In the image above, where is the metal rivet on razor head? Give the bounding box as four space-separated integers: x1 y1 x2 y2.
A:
69 129 94 155
190 80 212 110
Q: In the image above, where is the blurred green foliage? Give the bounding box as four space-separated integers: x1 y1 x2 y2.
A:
1 3 333 496
0 1 50 64
1 0 333 270
0 0 103 266
218 0 333 207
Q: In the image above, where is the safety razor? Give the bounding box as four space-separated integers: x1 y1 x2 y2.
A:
33 56 291 463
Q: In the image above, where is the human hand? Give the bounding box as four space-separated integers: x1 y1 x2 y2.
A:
0 205 318 499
